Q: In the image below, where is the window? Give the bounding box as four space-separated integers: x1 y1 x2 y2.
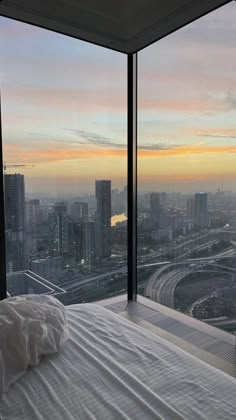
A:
1 3 236 336
0 17 127 304
138 3 236 333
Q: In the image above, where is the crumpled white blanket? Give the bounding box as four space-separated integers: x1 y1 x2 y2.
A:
0 295 69 394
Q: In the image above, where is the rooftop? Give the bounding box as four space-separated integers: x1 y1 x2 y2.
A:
7 270 67 301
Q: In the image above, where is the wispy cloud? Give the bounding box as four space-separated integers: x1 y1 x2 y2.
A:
61 129 125 148
196 134 236 139
182 128 236 138
4 164 35 172
28 132 48 137
62 129 177 150
139 144 179 150
138 145 236 159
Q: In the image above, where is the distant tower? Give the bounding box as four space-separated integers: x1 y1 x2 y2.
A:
160 192 167 210
95 180 111 258
70 202 88 221
30 256 62 283
70 221 95 267
49 202 68 255
4 173 25 272
194 193 208 228
150 193 160 227
26 199 41 228
187 198 194 219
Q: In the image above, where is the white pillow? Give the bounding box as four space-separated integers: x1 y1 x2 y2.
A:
0 295 69 394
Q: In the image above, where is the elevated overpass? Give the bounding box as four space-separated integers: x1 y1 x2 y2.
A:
145 262 236 309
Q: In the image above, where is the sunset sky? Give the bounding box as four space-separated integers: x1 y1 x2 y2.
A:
0 2 236 195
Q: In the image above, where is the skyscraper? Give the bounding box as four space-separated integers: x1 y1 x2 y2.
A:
49 202 68 255
150 192 160 227
4 173 25 272
70 221 95 266
95 180 111 258
30 256 62 283
25 199 41 229
187 198 194 219
194 193 209 228
160 192 167 210
71 202 88 221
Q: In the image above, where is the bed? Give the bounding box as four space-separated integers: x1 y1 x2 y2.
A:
0 303 236 420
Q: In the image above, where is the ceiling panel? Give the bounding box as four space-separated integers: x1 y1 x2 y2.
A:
0 0 231 53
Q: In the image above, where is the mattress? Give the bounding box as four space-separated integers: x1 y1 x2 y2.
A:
0 303 236 420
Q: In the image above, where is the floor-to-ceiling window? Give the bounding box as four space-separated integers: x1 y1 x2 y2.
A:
0 17 127 304
138 2 236 334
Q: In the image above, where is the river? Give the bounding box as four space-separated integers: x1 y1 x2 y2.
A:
111 213 127 227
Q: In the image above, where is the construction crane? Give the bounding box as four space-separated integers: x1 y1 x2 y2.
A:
3 162 34 171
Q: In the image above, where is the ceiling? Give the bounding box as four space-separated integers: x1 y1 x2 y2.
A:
0 0 231 53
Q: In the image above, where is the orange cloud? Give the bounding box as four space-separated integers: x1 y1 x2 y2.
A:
138 144 236 159
181 128 236 137
4 143 127 165
138 97 225 113
4 143 236 166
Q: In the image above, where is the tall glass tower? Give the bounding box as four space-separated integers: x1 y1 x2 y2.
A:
4 173 25 272
95 180 111 258
194 193 208 228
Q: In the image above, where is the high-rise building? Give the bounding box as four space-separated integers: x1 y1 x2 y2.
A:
49 202 68 255
30 256 62 283
70 221 95 266
150 193 160 227
54 202 67 214
25 199 41 228
95 180 111 258
194 193 208 228
160 192 167 210
40 205 51 223
4 173 25 272
70 202 88 221
187 198 194 219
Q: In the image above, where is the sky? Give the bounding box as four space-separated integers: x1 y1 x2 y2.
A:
0 1 236 195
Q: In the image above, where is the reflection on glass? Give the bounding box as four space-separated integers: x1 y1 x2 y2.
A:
138 3 236 334
1 17 127 304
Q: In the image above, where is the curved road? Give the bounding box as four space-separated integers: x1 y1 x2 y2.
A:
145 265 233 308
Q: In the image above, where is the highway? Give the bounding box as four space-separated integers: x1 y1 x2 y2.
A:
174 240 219 261
56 228 236 302
59 267 127 292
144 245 236 309
61 251 236 299
150 268 191 307
145 266 233 308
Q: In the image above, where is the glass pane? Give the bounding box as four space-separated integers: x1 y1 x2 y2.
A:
138 3 236 334
1 17 127 304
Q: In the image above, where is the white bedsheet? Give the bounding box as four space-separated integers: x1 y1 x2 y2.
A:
0 303 236 420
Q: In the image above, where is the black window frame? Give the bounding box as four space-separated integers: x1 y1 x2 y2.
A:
0 93 7 300
0 0 232 301
0 53 138 303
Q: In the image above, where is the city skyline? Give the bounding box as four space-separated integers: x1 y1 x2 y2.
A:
4 170 236 329
2 171 234 200
0 2 236 194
